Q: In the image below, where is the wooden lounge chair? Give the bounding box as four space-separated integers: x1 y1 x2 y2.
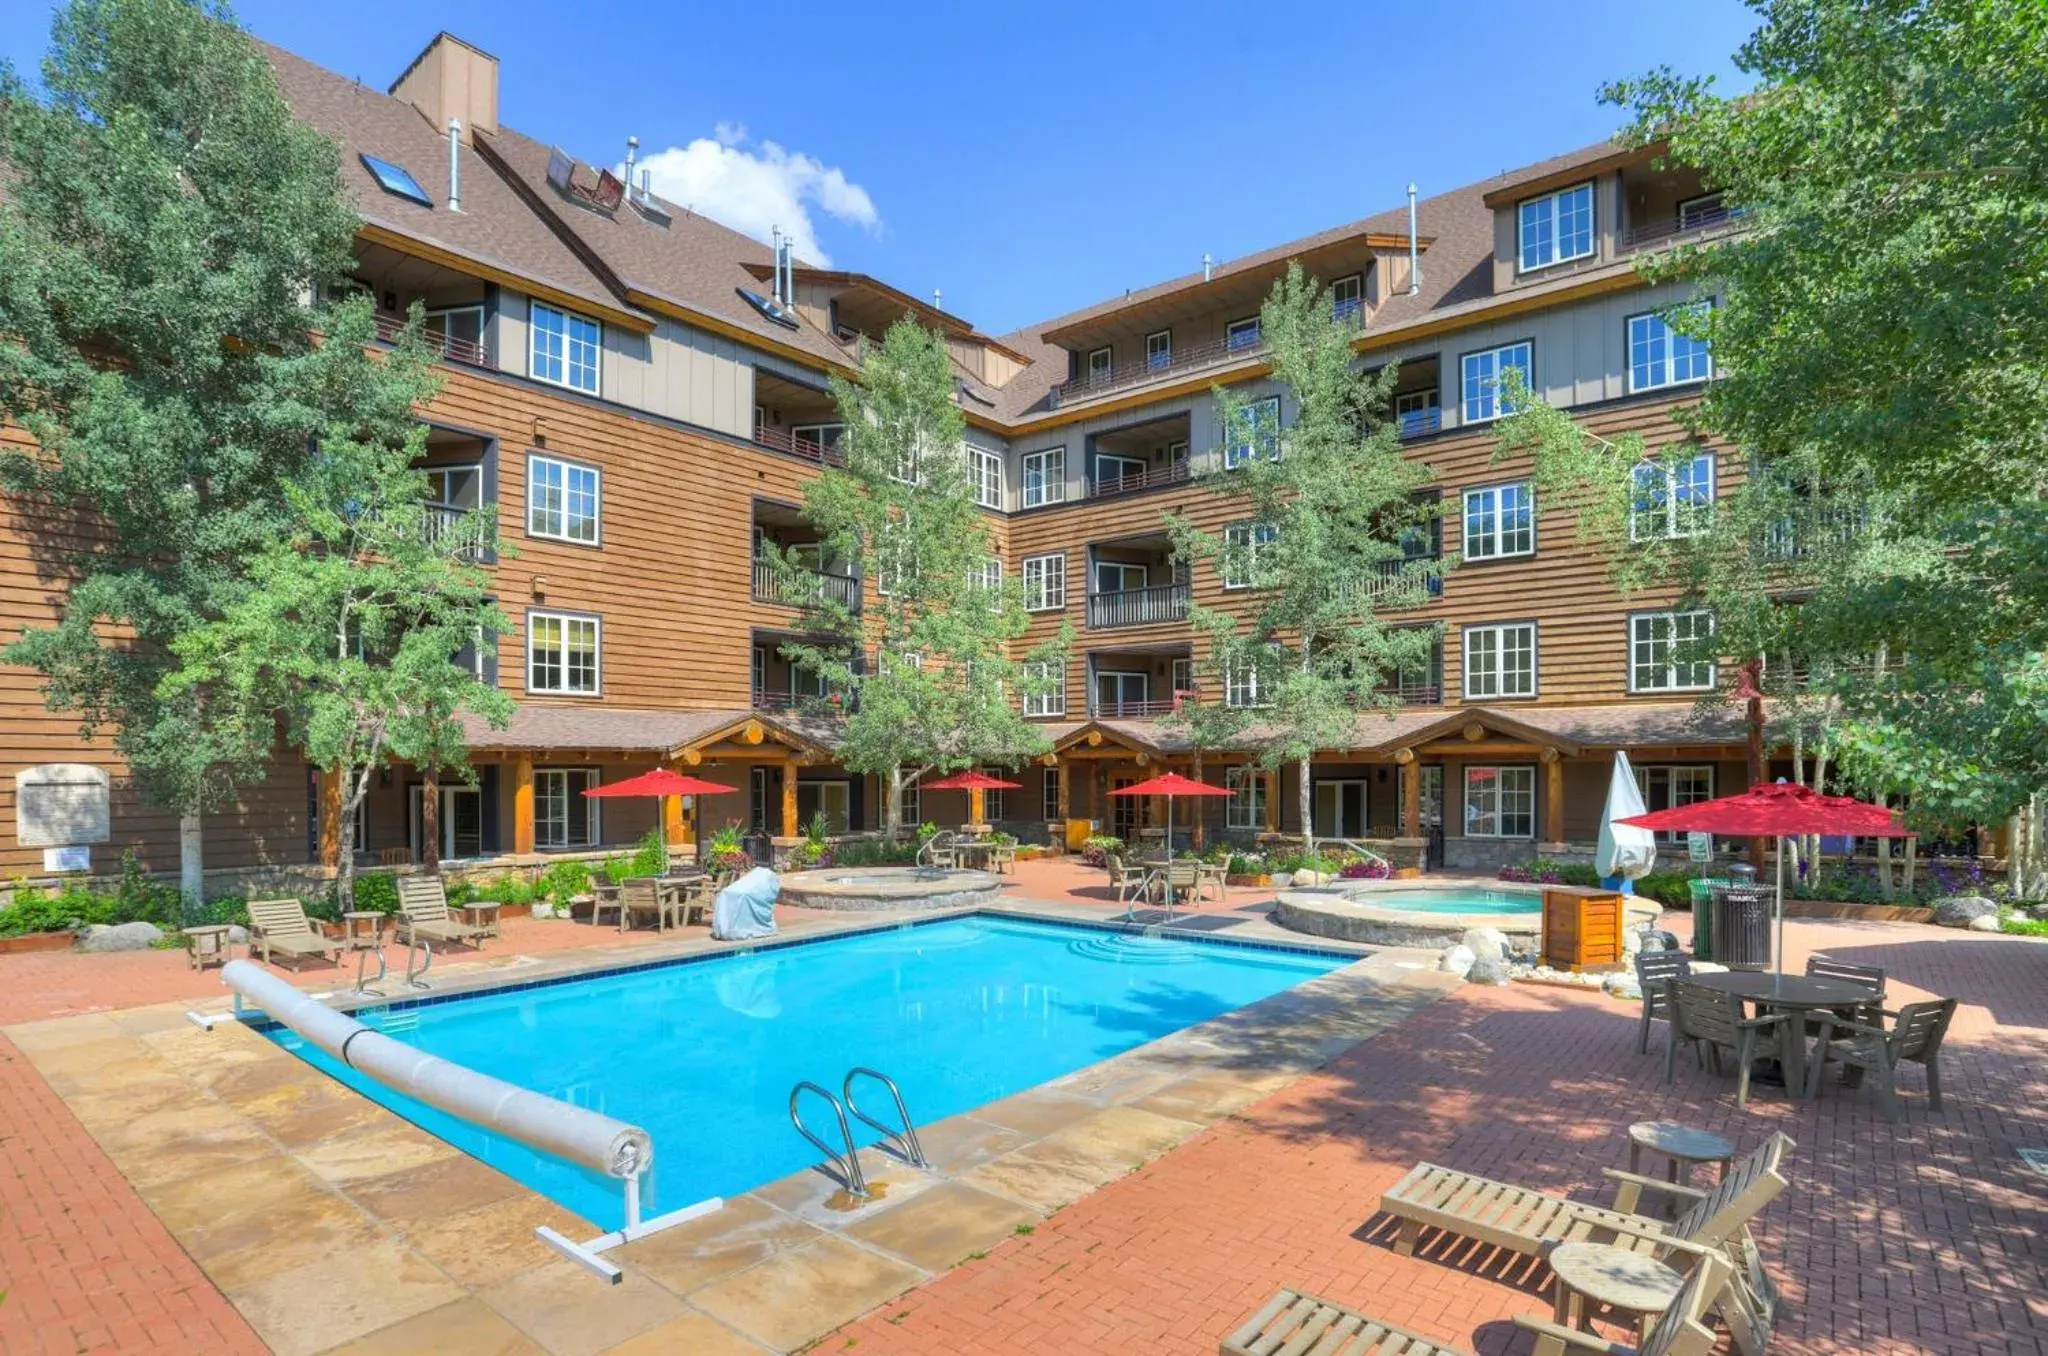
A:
1665 980 1792 1108
1106 853 1151 913
246 898 342 971
1378 1133 1791 1356
1635 950 1690 1054
395 876 491 948
1806 996 1957 1121
1223 1251 1732 1356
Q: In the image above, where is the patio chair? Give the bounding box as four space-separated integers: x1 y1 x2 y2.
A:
1224 1251 1733 1356
619 876 681 933
1803 955 1886 1033
1665 981 1793 1108
1805 996 1957 1121
245 898 342 971
1635 950 1691 1054
1378 1133 1791 1356
1193 859 1228 904
983 842 1017 875
588 880 624 929
1106 853 1150 912
920 831 958 869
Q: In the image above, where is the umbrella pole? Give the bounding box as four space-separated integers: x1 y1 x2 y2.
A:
1164 795 1175 922
1774 834 1786 987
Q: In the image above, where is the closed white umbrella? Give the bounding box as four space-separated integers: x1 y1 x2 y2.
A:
1596 751 1658 890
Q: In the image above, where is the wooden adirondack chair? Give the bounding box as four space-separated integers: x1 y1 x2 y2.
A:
1635 950 1691 1054
245 898 341 971
1665 981 1792 1108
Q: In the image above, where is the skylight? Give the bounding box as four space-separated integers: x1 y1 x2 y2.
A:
737 288 800 331
360 153 432 208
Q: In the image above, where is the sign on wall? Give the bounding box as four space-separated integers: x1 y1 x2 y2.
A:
15 764 111 848
43 845 91 873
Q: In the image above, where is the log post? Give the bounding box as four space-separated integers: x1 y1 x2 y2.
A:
781 759 799 839
318 767 344 869
512 756 535 855
1542 748 1565 849
1399 751 1420 839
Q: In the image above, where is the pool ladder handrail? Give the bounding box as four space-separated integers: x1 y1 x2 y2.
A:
844 1067 928 1169
789 1081 869 1198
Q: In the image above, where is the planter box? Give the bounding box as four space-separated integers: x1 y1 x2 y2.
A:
0 930 76 955
1541 887 1625 973
1225 874 1273 888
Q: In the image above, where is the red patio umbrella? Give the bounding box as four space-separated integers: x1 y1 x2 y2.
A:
584 769 737 867
1110 772 1232 918
1620 780 1911 975
921 769 1023 829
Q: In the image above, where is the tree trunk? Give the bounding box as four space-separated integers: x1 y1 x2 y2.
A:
1789 720 1807 878
1298 757 1314 865
178 809 204 919
1876 792 1895 899
1191 749 1206 851
1743 658 1767 871
885 765 903 842
422 768 441 875
335 764 376 911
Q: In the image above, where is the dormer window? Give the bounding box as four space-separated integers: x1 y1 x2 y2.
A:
1517 182 1595 272
1226 317 1262 352
1087 347 1113 383
1331 274 1363 326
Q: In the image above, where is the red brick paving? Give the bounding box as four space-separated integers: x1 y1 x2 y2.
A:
835 911 2048 1356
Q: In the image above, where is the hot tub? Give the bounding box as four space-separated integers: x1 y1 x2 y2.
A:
777 865 1003 912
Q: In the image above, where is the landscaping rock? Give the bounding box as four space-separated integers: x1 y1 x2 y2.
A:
1437 944 1476 979
78 921 163 953
226 924 249 944
1271 871 1294 889
2028 903 2048 922
1604 972 1643 1000
1291 870 1327 886
1467 954 1512 985
1967 913 2004 933
1459 926 1511 961
530 903 557 919
1933 896 2000 928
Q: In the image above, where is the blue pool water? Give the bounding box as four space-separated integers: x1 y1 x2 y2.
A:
264 916 1344 1227
1361 889 1541 914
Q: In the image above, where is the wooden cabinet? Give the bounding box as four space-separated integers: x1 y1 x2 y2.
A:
1542 887 1625 973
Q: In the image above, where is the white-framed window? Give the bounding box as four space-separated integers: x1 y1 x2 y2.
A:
1463 622 1537 699
1461 341 1532 423
1042 768 1061 820
968 555 1002 596
1331 273 1364 325
527 454 600 544
1225 658 1268 709
1021 446 1066 507
1222 521 1277 589
1464 766 1535 838
1145 330 1172 370
1226 766 1267 830
1225 317 1261 351
1635 765 1715 844
792 422 846 456
530 302 600 393
1517 182 1595 272
1394 389 1440 438
1171 656 1195 697
1462 482 1534 559
1095 669 1149 715
1629 305 1714 391
1226 395 1282 468
527 611 599 694
534 767 600 848
1021 553 1066 611
425 464 482 510
1023 660 1065 717
970 445 1004 508
1094 560 1148 594
980 768 1007 821
1630 610 1716 692
1087 346 1113 382
897 780 922 827
1630 452 1715 541
1678 191 1730 230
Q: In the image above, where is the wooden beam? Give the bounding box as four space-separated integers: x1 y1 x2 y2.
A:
512 756 536 855
1264 770 1279 834
1401 759 1421 839
781 759 799 839
1055 762 1070 821
1544 754 1565 846
969 786 985 828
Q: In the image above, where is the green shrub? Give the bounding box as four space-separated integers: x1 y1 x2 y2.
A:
535 859 592 908
834 838 920 867
349 871 400 914
1633 872 1698 908
1080 834 1123 868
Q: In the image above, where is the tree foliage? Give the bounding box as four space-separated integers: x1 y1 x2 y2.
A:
1167 265 1440 848
773 320 1066 838
0 0 374 816
1507 0 2048 834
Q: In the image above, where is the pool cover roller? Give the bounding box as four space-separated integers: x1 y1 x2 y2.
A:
222 959 653 1180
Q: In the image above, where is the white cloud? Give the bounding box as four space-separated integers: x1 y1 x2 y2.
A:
624 125 879 266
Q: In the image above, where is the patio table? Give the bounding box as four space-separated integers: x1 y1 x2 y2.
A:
657 874 711 925
1684 970 1875 1100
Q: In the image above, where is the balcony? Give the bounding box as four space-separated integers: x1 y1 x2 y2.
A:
1620 205 1745 256
1089 457 1192 500
1382 678 1443 706
1347 558 1443 610
1086 582 1190 630
1091 695 1186 720
375 311 490 368
1052 330 1267 408
752 424 846 467
752 558 862 612
1397 407 1442 439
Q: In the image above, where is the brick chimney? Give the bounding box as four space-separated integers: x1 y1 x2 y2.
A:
390 32 498 145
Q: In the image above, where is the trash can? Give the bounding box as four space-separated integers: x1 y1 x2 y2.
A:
1709 882 1774 970
1687 878 1722 961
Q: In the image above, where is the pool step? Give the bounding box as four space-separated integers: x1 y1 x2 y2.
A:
1066 932 1205 966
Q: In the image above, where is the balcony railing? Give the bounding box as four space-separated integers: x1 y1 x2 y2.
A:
1088 458 1192 501
1091 695 1188 720
421 504 487 561
1086 582 1190 630
1052 331 1269 407
752 425 846 467
1396 407 1442 439
752 687 849 712
1345 558 1443 609
374 312 490 368
752 558 862 612
1620 206 1744 254
1380 679 1443 706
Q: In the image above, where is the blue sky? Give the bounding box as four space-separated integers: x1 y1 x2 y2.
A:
0 0 1758 335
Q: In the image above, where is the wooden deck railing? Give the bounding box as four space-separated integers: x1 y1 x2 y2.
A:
1053 332 1267 406
1087 458 1193 500
752 559 862 612
752 426 846 467
374 312 490 367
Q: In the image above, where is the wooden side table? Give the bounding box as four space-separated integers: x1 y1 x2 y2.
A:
1547 1241 1684 1342
181 924 233 972
1627 1120 1735 1216
340 911 387 995
454 900 502 939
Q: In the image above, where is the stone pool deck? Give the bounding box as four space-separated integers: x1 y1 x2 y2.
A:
1 897 1451 1355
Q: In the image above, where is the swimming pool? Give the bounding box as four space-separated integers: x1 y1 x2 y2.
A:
264 915 1345 1227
